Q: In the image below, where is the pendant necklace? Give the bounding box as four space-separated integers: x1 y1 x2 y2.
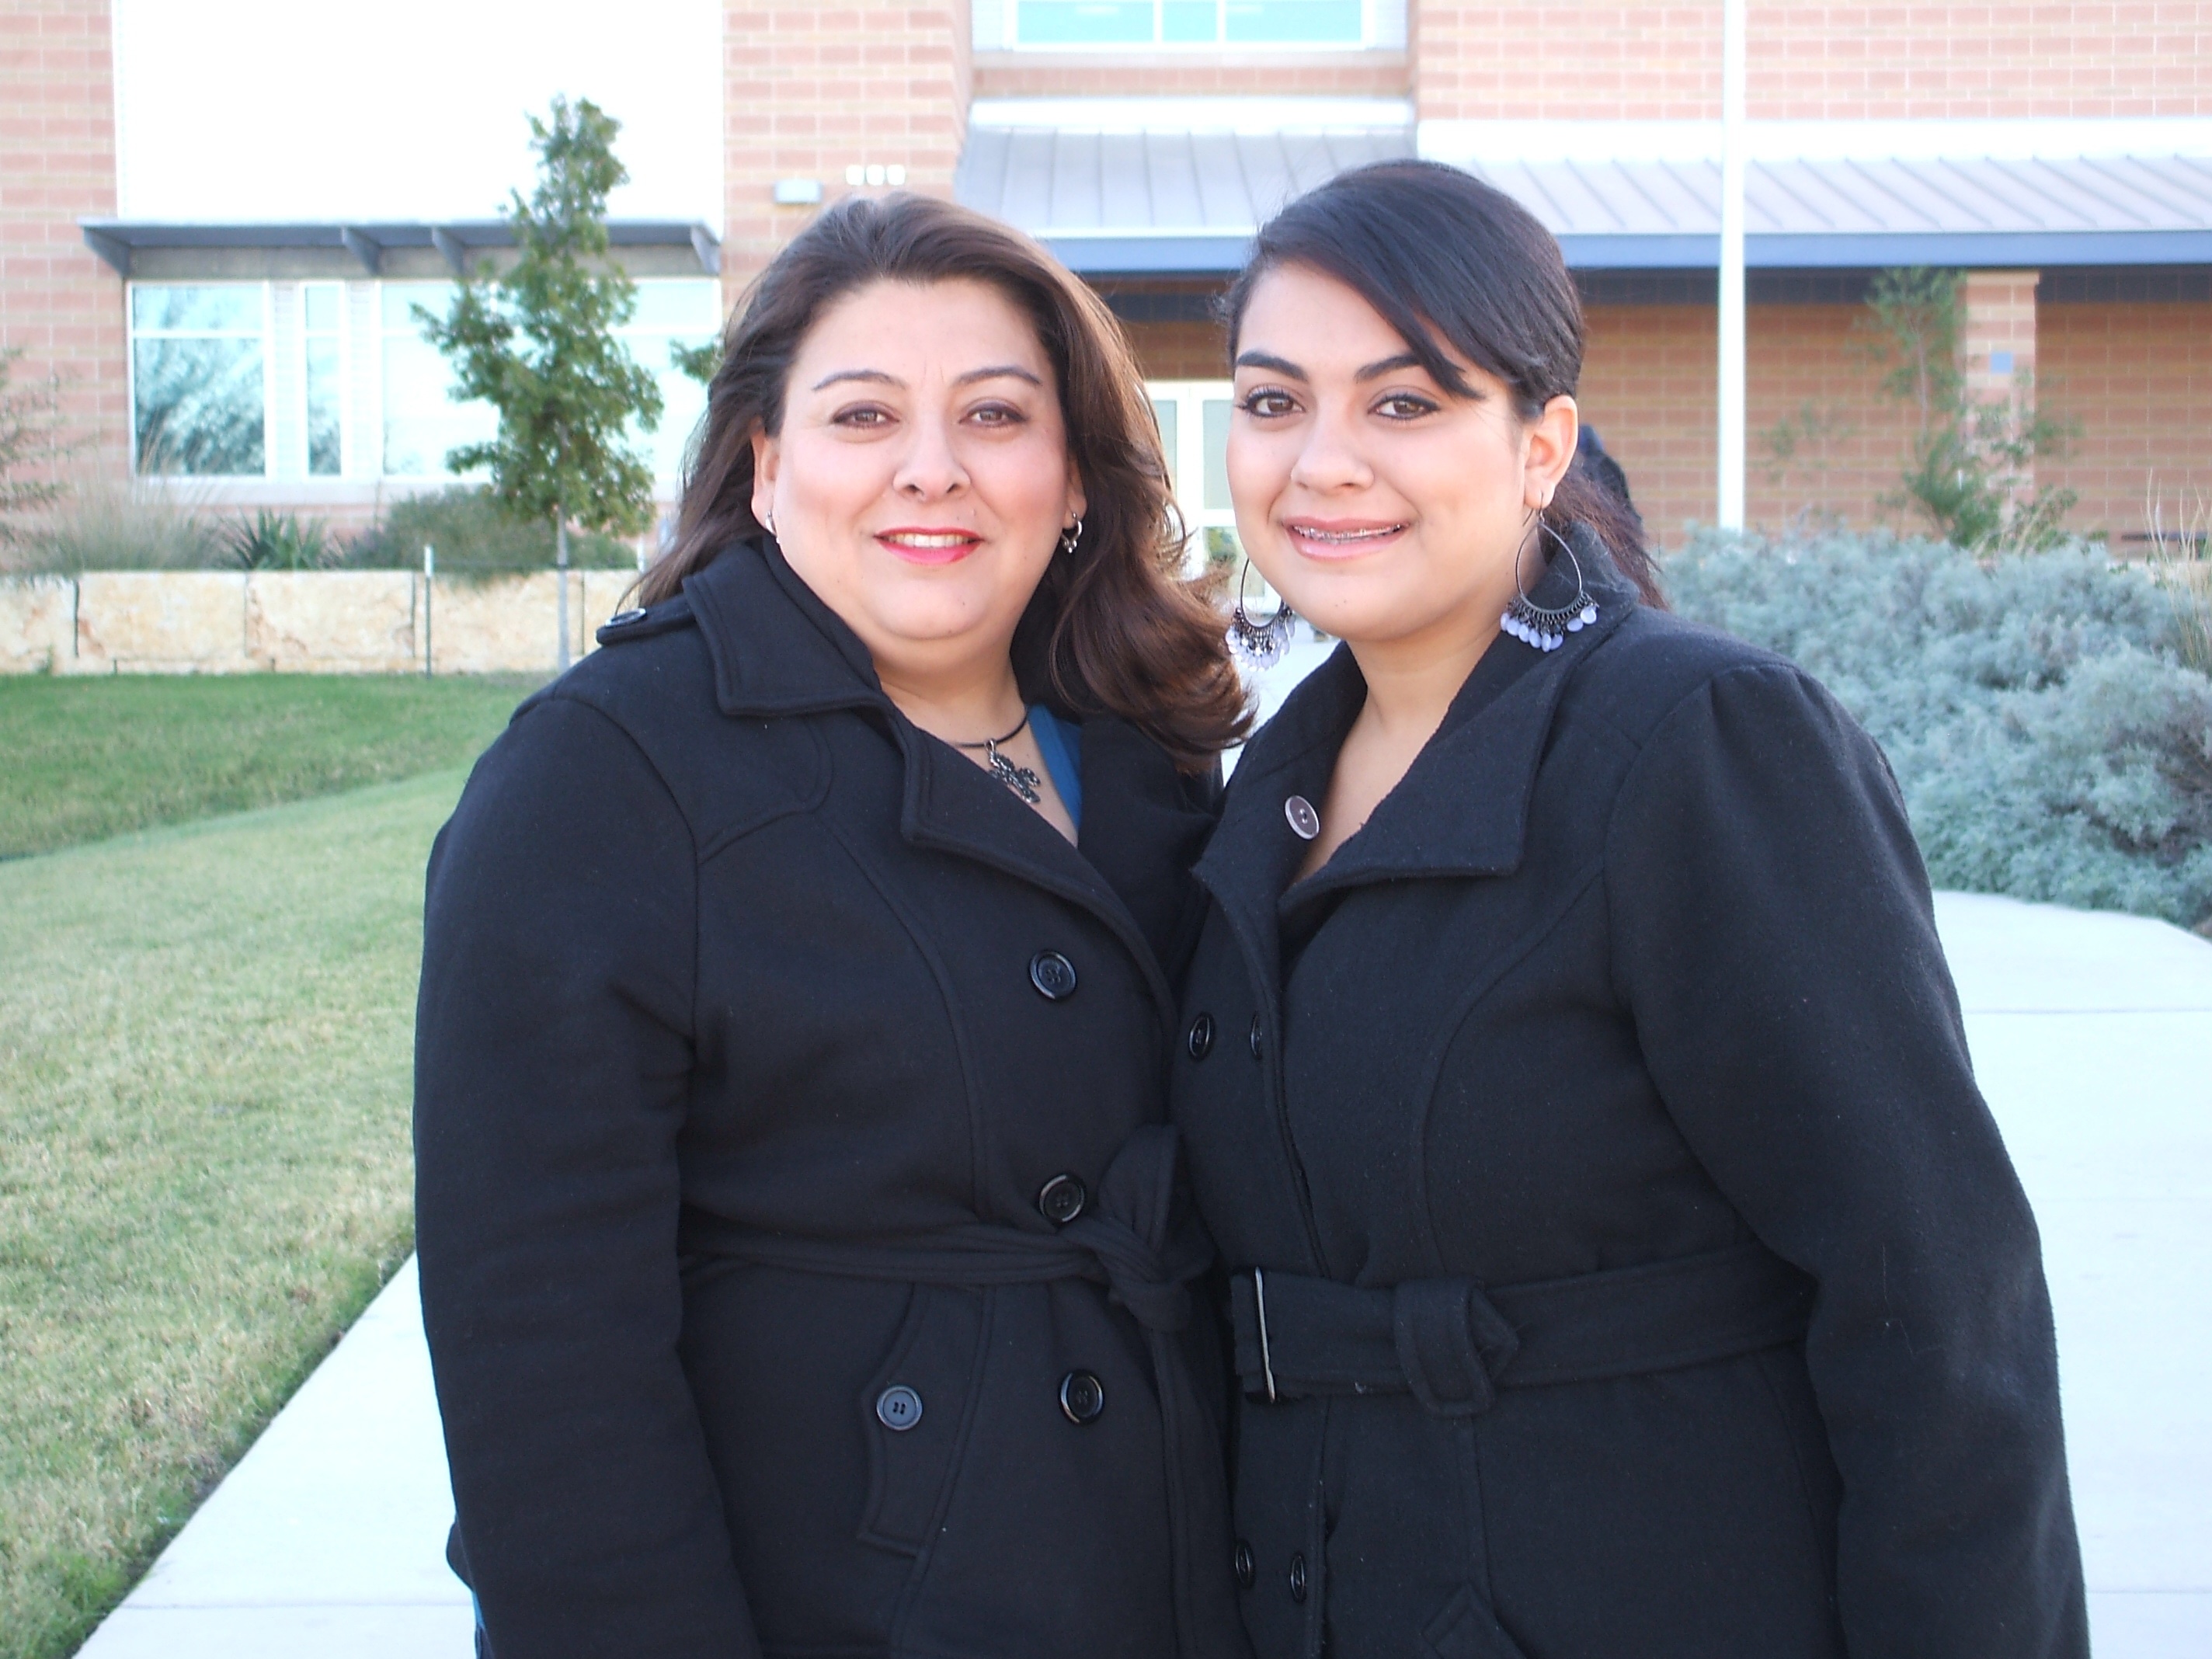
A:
954 711 1043 805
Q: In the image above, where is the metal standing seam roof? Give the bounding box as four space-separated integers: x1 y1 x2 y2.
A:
958 125 2212 272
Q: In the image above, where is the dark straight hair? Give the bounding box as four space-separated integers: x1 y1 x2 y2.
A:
1222 159 1663 604
642 193 1248 770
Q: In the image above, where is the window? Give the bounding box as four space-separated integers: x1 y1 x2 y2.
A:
1006 1 1374 48
130 285 266 476
617 280 724 482
301 283 344 476
1146 379 1240 573
379 284 499 478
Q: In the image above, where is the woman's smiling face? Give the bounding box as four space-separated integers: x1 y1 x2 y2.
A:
1226 263 1576 652
752 276 1084 679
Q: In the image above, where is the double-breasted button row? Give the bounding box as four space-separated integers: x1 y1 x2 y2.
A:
1186 1011 1268 1062
1028 950 1078 1001
880 1375 1104 1431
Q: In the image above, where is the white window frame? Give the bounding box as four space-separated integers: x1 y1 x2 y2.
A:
989 1 1396 52
1146 377 1237 575
126 280 273 479
297 280 350 479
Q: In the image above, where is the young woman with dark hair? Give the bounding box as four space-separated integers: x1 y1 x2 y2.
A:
1170 160 2087 1657
415 193 1253 1658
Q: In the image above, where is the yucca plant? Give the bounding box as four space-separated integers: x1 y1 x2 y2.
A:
224 510 335 572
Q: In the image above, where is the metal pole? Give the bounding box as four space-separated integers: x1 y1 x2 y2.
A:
555 512 571 672
1718 0 1748 530
423 544 434 678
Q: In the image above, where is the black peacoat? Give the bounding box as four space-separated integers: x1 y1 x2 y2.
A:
414 537 1251 1659
1169 534 2088 1658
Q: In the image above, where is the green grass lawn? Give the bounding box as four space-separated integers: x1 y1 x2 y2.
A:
0 770 470 1659
0 674 532 859
0 671 533 1657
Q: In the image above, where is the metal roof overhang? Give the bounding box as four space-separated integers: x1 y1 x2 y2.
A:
1038 227 2212 277
79 219 721 276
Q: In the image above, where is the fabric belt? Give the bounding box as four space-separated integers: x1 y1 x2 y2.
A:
1230 1240 1815 1417
677 1125 1233 1659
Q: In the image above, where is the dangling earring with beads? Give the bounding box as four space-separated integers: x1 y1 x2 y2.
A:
1228 556 1296 666
1059 516 1083 557
1501 515 1598 653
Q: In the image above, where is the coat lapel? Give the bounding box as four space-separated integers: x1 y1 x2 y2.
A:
685 538 1194 1019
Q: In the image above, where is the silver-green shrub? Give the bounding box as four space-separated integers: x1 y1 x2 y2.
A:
1667 530 2212 930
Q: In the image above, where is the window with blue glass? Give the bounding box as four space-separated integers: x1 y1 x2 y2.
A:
1012 1 1369 47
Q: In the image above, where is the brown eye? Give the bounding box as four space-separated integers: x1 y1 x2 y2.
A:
1376 395 1437 420
1240 389 1297 419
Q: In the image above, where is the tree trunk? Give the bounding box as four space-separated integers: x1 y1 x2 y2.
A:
555 506 571 672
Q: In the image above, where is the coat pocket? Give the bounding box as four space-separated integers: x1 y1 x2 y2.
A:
856 1284 986 1556
1421 1584 1534 1659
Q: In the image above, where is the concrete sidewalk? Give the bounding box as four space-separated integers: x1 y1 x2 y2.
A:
77 892 2212 1657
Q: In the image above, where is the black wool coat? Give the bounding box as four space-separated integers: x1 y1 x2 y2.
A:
1168 539 2088 1659
414 538 1251 1659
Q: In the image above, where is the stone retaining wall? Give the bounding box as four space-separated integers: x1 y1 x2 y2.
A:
0 570 642 675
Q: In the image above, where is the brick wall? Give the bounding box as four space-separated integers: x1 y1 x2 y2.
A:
0 0 127 482
1580 301 1924 543
1413 2 2212 120
2042 301 2212 543
974 50 1409 98
721 4 971 308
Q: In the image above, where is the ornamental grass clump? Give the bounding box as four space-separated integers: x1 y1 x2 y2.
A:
1667 530 2212 932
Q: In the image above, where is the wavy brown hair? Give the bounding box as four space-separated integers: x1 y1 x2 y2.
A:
642 193 1248 770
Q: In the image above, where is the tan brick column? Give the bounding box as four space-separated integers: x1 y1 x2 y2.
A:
721 5 972 312
0 0 127 483
1961 270 2040 408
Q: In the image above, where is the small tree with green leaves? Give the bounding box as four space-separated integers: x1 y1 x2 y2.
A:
1856 266 2076 553
419 96 662 666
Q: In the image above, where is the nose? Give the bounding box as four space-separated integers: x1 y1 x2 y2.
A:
1289 403 1372 494
892 406 969 500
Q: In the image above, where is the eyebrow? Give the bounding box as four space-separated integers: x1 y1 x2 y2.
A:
1233 349 1438 384
809 364 1045 391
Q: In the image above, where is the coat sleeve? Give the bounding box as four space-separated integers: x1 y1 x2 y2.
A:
1602 661 2088 1659
414 691 760 1657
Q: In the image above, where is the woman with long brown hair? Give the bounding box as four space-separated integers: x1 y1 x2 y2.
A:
415 193 1253 1657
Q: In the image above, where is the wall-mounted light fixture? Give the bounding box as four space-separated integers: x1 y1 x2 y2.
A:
773 178 823 205
844 163 907 187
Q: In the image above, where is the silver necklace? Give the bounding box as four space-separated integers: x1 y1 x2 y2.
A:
953 711 1042 805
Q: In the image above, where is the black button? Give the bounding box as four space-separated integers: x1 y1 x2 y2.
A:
875 1386 922 1431
1037 1173 1087 1226
1059 1370 1105 1424
1249 1013 1264 1061
1186 1013 1215 1061
1233 1539 1254 1590
1288 1551 1307 1602
1029 950 1078 1001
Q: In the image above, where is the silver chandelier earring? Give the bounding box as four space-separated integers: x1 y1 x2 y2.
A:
1502 518 1598 653
1059 516 1083 557
1229 556 1296 667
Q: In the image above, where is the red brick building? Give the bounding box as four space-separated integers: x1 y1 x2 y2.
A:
5 2 2209 548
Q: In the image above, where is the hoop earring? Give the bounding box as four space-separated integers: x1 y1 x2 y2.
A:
1229 556 1296 667
1501 518 1598 652
1059 516 1083 557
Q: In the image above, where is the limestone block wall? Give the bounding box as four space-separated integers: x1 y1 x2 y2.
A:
0 570 640 675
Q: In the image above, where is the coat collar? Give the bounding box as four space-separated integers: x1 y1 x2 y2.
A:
1195 524 1638 942
683 538 1214 1015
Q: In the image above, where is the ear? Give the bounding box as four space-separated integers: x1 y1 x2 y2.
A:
750 426 780 526
1523 395 1581 510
